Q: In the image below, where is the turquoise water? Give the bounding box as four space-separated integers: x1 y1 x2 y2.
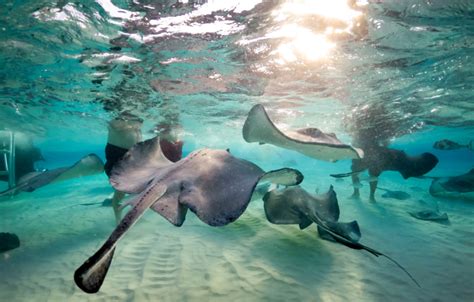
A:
1 1 474 301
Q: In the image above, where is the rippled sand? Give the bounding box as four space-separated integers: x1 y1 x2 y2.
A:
0 167 473 302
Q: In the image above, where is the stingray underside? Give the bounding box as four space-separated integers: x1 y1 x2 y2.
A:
110 136 304 227
0 154 104 197
110 137 174 193
242 104 363 161
147 149 304 226
75 143 304 293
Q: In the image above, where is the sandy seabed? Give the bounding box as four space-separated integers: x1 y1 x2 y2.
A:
0 166 473 302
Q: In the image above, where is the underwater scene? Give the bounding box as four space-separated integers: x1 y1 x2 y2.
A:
0 0 473 301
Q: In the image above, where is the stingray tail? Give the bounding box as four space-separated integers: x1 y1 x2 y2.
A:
379 253 421 288
329 232 421 288
330 168 365 178
74 184 167 293
311 212 421 288
79 202 102 207
74 246 116 293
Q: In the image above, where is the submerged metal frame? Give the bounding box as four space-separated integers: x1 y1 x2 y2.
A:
0 130 16 189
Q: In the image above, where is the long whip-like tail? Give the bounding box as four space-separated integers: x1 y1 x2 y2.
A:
74 184 167 293
311 212 421 288
330 168 365 178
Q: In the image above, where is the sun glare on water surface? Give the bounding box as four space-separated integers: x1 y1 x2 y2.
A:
270 0 367 64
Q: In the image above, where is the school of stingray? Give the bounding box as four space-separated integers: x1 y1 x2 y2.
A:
2 104 474 294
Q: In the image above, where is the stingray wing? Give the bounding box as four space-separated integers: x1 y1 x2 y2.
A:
263 185 339 228
262 188 312 228
110 137 174 193
260 168 304 186
174 149 264 226
311 185 340 222
242 104 363 161
164 149 303 226
243 104 284 145
53 153 104 182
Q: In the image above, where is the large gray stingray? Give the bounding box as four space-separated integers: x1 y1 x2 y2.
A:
0 154 104 197
242 104 363 162
429 168 474 201
263 186 420 287
74 137 303 293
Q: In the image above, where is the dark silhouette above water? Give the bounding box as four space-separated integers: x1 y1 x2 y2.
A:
339 103 439 201
348 145 438 201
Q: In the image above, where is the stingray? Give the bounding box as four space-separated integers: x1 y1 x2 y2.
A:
79 199 114 207
433 139 473 151
74 137 303 293
0 232 20 253
263 185 420 287
0 154 104 197
429 168 474 201
378 187 411 200
242 104 363 162
408 210 449 224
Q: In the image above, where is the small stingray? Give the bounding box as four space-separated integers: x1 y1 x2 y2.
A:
408 210 449 224
74 137 303 293
263 186 420 287
429 168 474 201
378 187 411 200
433 139 473 151
242 104 363 162
0 232 20 253
263 186 420 286
0 154 104 197
409 186 424 192
79 199 113 207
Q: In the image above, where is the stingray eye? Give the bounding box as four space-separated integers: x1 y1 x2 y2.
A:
180 181 191 192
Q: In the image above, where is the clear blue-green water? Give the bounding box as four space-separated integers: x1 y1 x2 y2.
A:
1 1 474 301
